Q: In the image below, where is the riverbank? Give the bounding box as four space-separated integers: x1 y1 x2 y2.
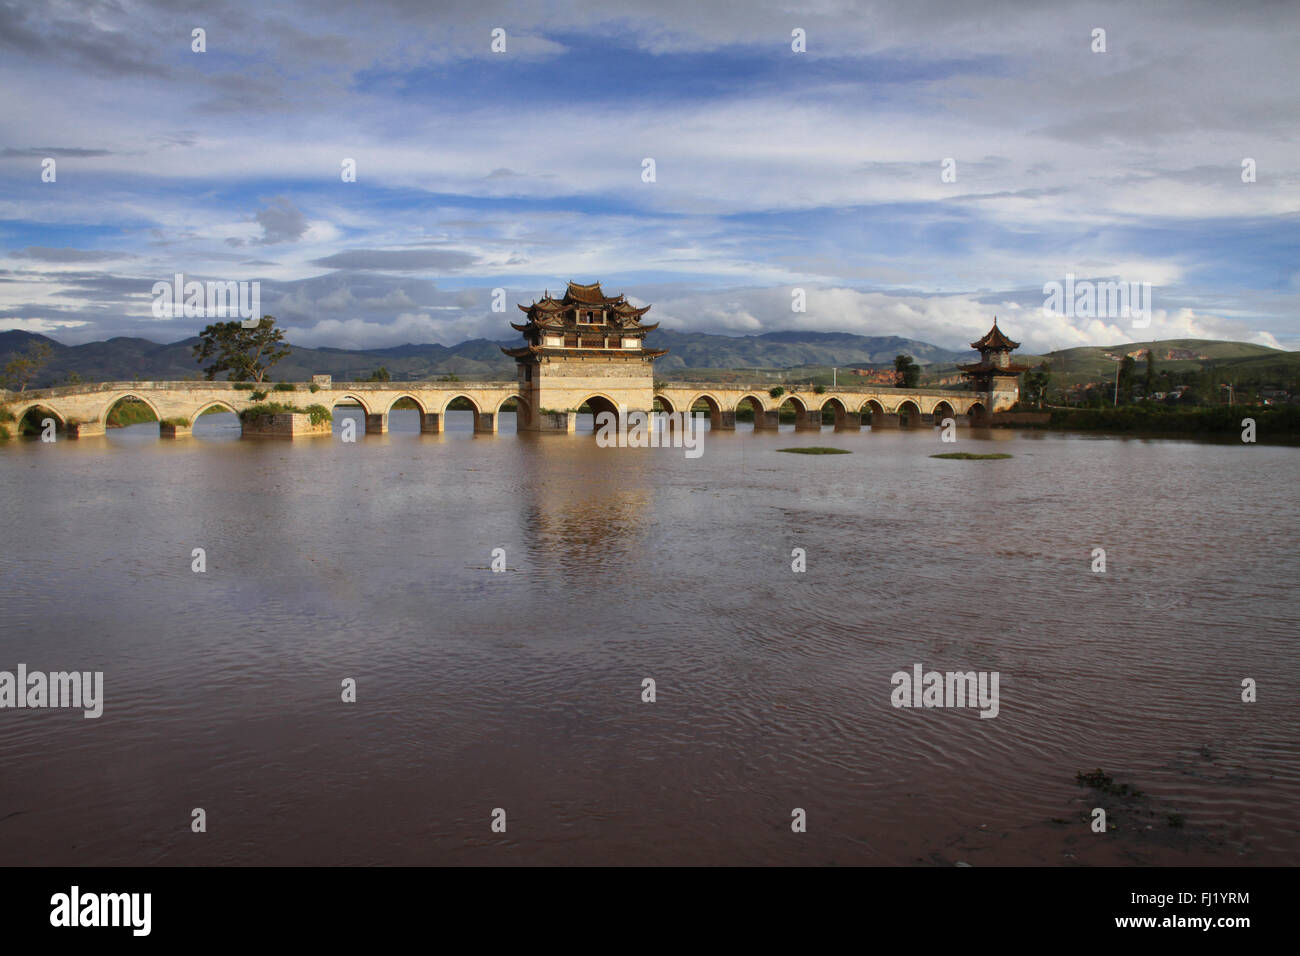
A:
1002 403 1300 441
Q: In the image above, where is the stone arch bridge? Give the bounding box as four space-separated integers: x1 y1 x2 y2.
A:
0 380 997 439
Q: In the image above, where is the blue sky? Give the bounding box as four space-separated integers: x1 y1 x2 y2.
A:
1 0 1297 352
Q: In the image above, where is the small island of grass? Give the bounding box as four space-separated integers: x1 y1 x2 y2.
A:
930 452 1013 460
777 446 851 455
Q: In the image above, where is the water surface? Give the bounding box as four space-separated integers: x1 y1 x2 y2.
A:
1 411 1295 865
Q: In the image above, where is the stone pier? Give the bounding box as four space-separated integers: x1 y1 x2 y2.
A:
66 421 106 439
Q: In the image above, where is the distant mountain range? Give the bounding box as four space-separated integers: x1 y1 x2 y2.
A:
0 328 971 387
1 328 1288 389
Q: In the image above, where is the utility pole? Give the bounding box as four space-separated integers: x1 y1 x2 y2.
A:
833 366 837 387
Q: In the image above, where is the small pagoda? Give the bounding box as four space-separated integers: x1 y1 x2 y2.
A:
959 319 1029 392
501 281 666 360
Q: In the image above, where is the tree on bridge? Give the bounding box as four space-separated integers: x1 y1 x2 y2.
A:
894 354 920 388
192 316 290 383
3 340 52 392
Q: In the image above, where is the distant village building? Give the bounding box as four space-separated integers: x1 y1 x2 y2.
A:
849 368 900 385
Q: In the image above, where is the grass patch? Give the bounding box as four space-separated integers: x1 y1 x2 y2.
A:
931 452 1013 460
776 446 851 455
161 417 190 427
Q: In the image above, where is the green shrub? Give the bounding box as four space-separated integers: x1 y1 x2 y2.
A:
813 384 826 394
239 402 332 426
238 401 292 422
232 382 255 391
309 383 320 393
0 408 15 423
250 390 268 401
1045 403 1300 438
769 386 785 398
274 382 296 392
0 424 10 441
162 417 190 426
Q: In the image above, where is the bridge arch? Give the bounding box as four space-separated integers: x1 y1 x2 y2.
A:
385 393 428 416
99 391 162 426
494 392 531 429
931 400 956 425
188 399 239 426
736 393 769 430
860 399 885 426
777 393 819 431
896 399 922 428
689 393 724 429
821 396 848 428
437 393 482 417
577 393 623 430
330 393 373 416
968 401 989 426
653 394 677 414
13 402 66 432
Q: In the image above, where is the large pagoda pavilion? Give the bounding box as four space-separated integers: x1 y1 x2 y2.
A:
502 281 665 431
502 281 666 359
959 319 1029 393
